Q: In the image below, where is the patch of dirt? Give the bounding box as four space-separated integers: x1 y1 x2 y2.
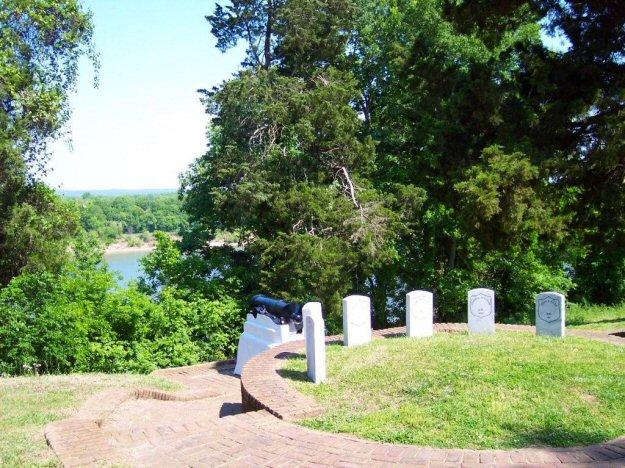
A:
579 393 599 405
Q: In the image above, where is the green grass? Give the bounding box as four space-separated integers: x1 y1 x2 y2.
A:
285 332 625 450
0 373 180 467
568 303 625 333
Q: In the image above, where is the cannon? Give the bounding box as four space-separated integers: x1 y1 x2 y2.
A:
250 294 303 333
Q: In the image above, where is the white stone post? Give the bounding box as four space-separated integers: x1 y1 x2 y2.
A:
406 290 434 338
536 292 566 337
302 301 322 337
303 302 326 384
468 288 495 334
342 295 372 347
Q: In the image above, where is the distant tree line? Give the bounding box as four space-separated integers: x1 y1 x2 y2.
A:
68 193 188 243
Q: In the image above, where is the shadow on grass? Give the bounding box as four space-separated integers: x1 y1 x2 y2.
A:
274 351 309 382
276 367 309 383
567 317 625 326
504 425 615 449
275 351 304 360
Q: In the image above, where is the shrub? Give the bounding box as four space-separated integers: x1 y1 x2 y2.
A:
0 260 244 375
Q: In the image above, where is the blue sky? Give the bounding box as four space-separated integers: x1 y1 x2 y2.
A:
47 0 244 190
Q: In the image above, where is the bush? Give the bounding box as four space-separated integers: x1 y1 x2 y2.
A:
0 259 244 375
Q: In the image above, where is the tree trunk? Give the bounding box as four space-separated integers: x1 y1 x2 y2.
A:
264 0 273 68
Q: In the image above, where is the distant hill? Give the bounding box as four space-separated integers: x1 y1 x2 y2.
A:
58 188 178 198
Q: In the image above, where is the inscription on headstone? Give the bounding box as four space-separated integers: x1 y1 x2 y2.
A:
468 288 495 334
342 295 372 347
406 290 434 338
304 302 326 384
536 292 565 337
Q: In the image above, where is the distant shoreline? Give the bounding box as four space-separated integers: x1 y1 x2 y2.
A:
104 242 156 255
104 245 155 255
103 235 238 255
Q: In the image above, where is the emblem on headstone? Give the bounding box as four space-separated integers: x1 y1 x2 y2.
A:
412 292 430 317
537 296 561 323
470 293 493 318
349 314 368 327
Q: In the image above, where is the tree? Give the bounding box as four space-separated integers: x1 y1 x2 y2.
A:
188 0 402 328
532 1 625 304
207 0 355 75
208 0 282 68
189 0 625 327
0 0 95 286
183 64 398 328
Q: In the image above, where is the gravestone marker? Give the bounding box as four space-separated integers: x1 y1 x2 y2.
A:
303 302 326 384
468 288 495 334
302 301 322 337
342 295 372 347
406 290 434 338
536 292 566 337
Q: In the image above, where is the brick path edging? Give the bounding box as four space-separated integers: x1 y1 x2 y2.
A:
44 325 625 467
239 323 625 462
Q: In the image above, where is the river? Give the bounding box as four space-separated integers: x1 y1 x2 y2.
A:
103 250 151 285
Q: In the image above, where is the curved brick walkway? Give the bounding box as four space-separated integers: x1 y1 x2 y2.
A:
46 324 625 466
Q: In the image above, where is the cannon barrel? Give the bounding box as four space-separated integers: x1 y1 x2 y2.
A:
251 294 303 332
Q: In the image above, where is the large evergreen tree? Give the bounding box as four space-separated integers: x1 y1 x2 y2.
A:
184 0 625 327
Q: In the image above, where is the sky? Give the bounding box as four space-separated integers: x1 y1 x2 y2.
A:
46 0 244 191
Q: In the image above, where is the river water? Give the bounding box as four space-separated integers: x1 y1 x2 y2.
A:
103 250 151 285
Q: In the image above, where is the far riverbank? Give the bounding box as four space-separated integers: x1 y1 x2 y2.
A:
105 243 156 255
105 241 156 255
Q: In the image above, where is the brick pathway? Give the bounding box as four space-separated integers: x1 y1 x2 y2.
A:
46 325 625 466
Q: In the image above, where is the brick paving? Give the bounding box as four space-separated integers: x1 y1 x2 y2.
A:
46 324 625 466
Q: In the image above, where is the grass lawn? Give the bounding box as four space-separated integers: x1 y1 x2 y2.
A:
0 373 180 467
568 303 625 333
285 332 625 450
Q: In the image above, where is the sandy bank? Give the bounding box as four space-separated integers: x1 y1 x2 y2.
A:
104 242 156 255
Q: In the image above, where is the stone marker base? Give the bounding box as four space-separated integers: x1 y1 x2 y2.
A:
234 313 303 375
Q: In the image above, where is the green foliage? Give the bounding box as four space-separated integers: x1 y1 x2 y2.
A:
183 63 397 329
208 0 355 72
0 0 94 287
0 186 80 284
190 0 620 327
0 242 244 375
69 193 188 243
140 232 246 357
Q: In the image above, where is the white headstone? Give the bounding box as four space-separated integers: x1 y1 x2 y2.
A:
468 288 495 334
406 290 434 338
304 302 326 384
536 292 566 337
342 295 372 347
302 301 321 337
